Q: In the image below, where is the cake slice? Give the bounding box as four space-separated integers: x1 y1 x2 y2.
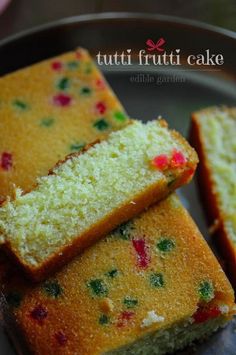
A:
190 107 236 284
0 119 198 281
0 46 126 281
0 47 128 202
2 195 235 355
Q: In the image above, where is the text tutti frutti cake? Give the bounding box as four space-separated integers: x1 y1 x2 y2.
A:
0 119 198 281
1 195 235 355
190 106 236 284
0 47 128 201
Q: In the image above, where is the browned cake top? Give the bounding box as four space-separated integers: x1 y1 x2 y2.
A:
0 48 128 200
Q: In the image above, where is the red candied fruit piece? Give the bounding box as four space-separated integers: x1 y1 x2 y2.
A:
193 306 221 324
96 101 106 115
132 238 150 269
30 305 48 323
54 331 68 346
117 311 134 328
75 50 83 59
51 61 63 71
95 78 106 89
180 167 195 184
152 154 169 170
1 152 12 171
170 149 186 168
53 93 72 107
0 198 5 205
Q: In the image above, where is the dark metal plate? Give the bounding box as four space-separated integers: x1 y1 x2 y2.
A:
0 12 235 355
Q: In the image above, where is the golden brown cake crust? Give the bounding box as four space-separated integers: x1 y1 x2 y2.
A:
190 109 236 286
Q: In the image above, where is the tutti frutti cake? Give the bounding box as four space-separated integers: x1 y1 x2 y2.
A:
0 119 198 281
190 106 236 285
0 49 234 354
1 195 235 355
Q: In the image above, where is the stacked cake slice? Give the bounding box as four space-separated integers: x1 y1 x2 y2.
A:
2 195 234 355
191 106 236 285
0 119 198 280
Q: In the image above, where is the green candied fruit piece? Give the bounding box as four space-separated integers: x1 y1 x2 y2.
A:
87 279 108 297
40 117 55 127
84 62 93 74
70 142 85 152
113 111 127 122
112 221 134 240
13 99 29 111
93 118 110 131
43 280 63 298
123 297 138 309
99 314 110 325
149 273 165 288
67 61 79 70
198 280 214 302
106 268 119 279
157 238 175 252
6 291 22 308
80 87 91 95
57 77 70 91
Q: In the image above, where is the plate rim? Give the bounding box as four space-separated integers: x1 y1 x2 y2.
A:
0 11 236 49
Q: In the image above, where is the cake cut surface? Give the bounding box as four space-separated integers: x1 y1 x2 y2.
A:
190 106 236 284
2 195 235 355
0 120 198 280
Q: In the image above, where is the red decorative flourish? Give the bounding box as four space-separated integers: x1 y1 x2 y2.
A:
146 38 166 52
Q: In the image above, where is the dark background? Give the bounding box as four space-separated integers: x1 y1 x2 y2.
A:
0 0 236 41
